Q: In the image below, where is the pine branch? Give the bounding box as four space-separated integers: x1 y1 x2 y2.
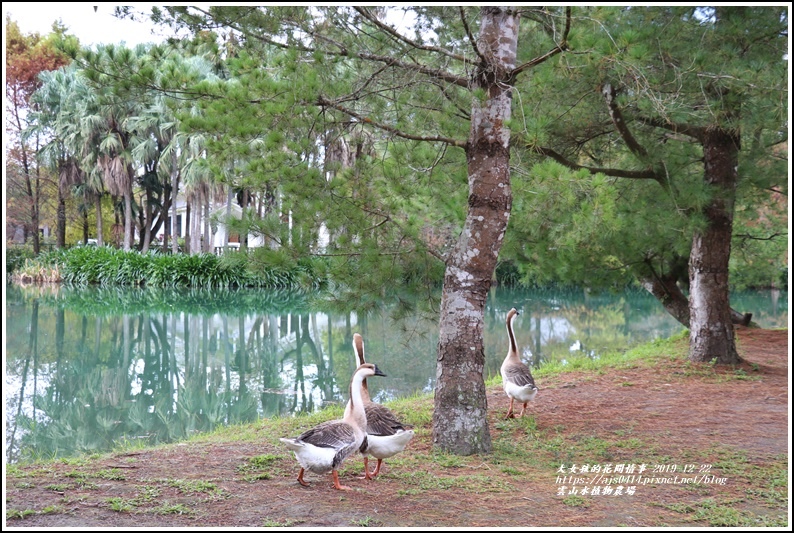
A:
354 7 468 63
327 189 448 263
637 115 707 142
317 96 467 148
601 82 648 158
459 6 488 67
530 146 660 181
510 7 571 79
194 6 471 88
734 231 786 242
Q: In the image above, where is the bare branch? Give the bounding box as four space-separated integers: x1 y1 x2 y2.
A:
350 51 469 87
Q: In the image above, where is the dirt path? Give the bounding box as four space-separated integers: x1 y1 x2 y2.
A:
5 327 789 528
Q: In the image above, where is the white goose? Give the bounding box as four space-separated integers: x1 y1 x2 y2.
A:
280 362 386 490
353 333 414 480
501 308 539 419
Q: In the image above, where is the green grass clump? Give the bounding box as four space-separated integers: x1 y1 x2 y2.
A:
17 246 328 290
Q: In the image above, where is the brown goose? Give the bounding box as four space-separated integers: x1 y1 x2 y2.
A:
501 308 539 419
352 333 414 480
279 362 386 490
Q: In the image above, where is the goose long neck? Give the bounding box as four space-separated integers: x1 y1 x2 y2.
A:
346 369 368 430
353 335 371 403
506 314 519 361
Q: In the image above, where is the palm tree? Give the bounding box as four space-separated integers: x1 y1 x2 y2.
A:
29 66 92 247
79 44 156 251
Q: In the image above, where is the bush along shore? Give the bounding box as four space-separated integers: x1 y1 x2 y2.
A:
8 246 328 291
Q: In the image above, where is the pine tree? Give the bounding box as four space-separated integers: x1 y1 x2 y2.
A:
519 6 787 364
143 6 571 453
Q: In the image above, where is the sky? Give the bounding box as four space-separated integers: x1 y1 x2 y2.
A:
3 3 172 47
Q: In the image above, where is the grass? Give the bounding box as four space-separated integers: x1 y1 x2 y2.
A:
153 503 195 516
17 246 328 290
663 498 788 527
6 509 36 520
351 515 383 527
531 331 689 378
103 479 222 515
44 483 72 492
107 497 136 512
563 494 590 507
237 454 281 482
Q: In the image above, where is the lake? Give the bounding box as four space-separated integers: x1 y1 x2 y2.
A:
4 283 787 464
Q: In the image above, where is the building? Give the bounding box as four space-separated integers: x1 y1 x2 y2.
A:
153 200 266 254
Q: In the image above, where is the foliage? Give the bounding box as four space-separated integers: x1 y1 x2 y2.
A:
504 6 788 294
730 184 788 290
5 17 75 254
5 245 36 275
23 246 328 290
14 7 786 297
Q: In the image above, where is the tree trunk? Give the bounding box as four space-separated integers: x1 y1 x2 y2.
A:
432 6 518 455
171 159 180 254
639 274 690 327
190 193 202 255
203 190 212 253
688 126 740 364
123 166 134 251
241 188 250 251
162 183 172 253
82 209 89 244
95 195 104 247
26 165 41 255
56 194 66 249
224 188 233 247
640 274 752 328
141 187 154 253
185 202 191 254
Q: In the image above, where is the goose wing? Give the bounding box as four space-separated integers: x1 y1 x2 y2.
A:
298 420 356 450
365 403 408 436
504 362 536 388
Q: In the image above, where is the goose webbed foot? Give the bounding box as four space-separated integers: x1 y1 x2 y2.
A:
369 459 383 478
358 457 374 480
505 398 517 419
297 468 310 487
332 470 353 490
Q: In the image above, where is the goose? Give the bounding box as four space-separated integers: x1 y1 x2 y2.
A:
279 362 386 490
352 333 414 480
501 308 539 419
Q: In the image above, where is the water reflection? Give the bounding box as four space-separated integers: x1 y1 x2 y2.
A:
5 283 787 464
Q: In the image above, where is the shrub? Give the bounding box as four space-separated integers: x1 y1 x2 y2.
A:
6 245 36 276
